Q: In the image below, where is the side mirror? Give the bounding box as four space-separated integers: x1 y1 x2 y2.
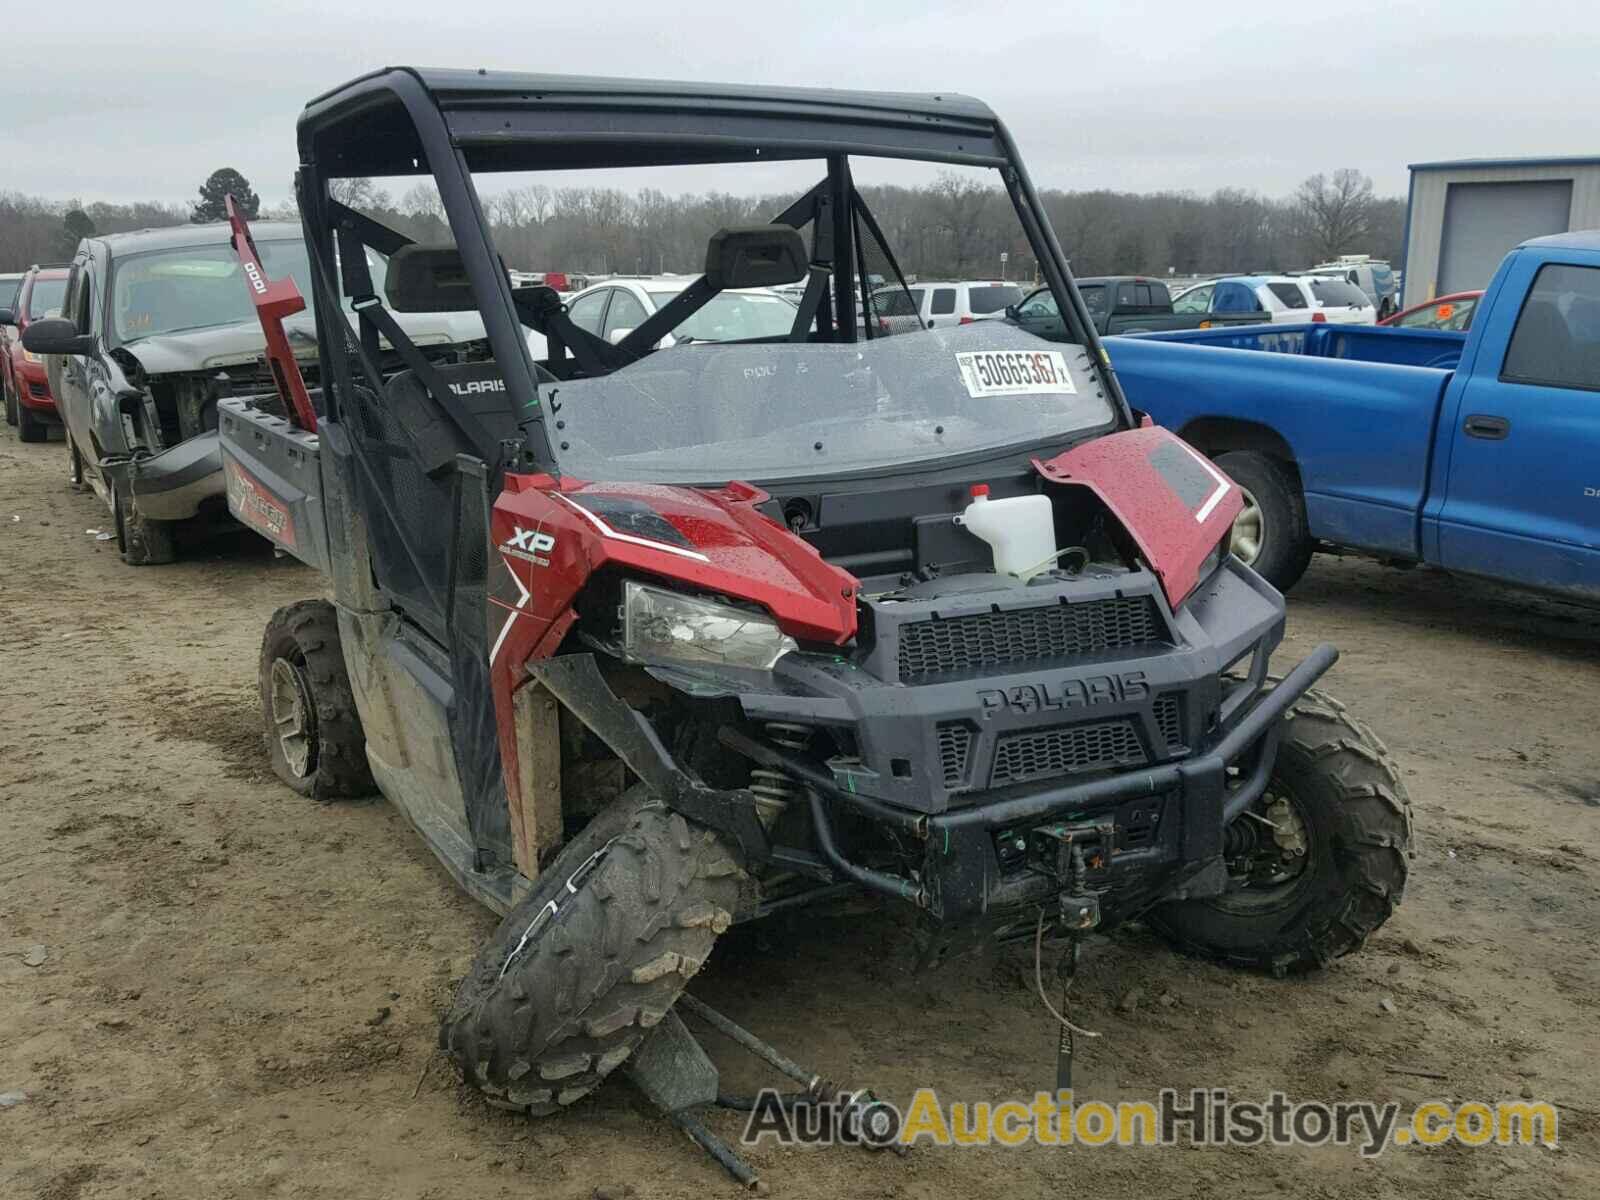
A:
21 317 93 357
0 308 13 325
606 327 634 345
1004 303 1019 321
704 226 807 290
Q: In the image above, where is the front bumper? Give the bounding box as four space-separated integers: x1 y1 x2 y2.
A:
112 431 225 522
538 560 1327 925
733 641 1335 922
16 361 57 414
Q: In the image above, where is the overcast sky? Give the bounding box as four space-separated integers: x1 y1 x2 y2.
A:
5 0 1597 207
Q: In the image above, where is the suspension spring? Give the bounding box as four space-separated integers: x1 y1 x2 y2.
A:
748 723 814 828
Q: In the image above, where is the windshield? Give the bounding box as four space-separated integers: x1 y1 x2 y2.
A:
551 321 1115 484
27 277 68 319
873 288 923 317
111 241 390 342
968 285 1023 314
1310 279 1369 308
646 289 796 342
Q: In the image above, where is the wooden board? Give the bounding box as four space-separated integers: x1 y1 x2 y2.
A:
511 683 563 878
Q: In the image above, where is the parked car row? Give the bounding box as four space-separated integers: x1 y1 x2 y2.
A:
1008 275 1263 337
1 264 70 441
562 275 798 345
1171 275 1377 324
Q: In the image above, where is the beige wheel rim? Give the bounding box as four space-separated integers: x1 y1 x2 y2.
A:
1230 486 1264 565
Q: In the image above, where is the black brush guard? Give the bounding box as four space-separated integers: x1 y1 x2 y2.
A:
531 637 1334 929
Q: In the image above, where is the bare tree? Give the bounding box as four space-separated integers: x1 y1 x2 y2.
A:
399 182 446 222
926 171 995 276
0 172 1410 279
1292 169 1376 262
330 177 391 212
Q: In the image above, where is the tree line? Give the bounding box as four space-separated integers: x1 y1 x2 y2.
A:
2 165 1403 283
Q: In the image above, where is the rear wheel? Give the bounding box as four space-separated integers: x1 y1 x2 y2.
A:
1214 451 1312 592
1146 688 1411 975
441 787 744 1115
112 479 176 565
259 599 374 799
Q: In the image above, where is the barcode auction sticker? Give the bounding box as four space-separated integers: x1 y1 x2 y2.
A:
956 350 1076 397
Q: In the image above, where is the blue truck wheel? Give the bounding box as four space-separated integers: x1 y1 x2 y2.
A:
1215 452 1312 592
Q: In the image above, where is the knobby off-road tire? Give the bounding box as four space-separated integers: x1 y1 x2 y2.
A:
258 599 374 800
1146 687 1411 975
112 479 177 566
1214 451 1313 593
441 787 744 1116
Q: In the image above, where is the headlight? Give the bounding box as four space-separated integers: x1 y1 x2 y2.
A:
622 581 797 671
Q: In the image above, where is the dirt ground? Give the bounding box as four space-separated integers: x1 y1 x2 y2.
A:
2 421 1597 1200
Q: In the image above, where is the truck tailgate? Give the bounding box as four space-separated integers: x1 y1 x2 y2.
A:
1131 322 1466 369
217 396 331 574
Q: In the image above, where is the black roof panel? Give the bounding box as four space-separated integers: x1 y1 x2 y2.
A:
299 67 1009 177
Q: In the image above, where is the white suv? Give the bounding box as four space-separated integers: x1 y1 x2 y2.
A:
872 280 1025 335
1173 275 1374 325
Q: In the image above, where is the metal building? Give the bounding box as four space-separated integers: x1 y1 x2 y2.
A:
1400 156 1600 307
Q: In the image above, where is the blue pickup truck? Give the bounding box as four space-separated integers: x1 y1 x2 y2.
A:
1104 232 1600 600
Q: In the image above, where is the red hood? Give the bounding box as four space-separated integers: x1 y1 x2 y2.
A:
1035 425 1243 607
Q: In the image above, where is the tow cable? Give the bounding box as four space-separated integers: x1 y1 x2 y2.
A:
1033 909 1101 1094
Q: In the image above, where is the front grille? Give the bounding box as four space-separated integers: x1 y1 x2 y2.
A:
936 722 974 789
897 597 1165 682
990 718 1146 787
29 380 49 398
1154 693 1184 751
221 359 323 396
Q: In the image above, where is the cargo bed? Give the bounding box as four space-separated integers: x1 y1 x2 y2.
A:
218 394 331 574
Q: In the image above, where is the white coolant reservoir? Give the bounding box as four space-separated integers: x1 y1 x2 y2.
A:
955 484 1058 580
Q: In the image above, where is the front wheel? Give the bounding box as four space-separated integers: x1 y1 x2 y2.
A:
1145 688 1411 975
259 599 374 799
441 787 745 1115
1214 451 1312 592
112 479 177 566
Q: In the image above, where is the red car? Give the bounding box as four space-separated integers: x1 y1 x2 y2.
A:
2 265 71 442
1377 290 1483 332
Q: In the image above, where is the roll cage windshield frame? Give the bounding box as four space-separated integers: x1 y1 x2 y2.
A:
293 67 1130 477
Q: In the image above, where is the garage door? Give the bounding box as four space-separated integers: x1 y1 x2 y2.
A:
1438 180 1573 294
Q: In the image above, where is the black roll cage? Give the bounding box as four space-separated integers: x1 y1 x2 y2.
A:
294 67 1132 477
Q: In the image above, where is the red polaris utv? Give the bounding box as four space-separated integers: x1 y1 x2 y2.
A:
222 67 1411 1126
